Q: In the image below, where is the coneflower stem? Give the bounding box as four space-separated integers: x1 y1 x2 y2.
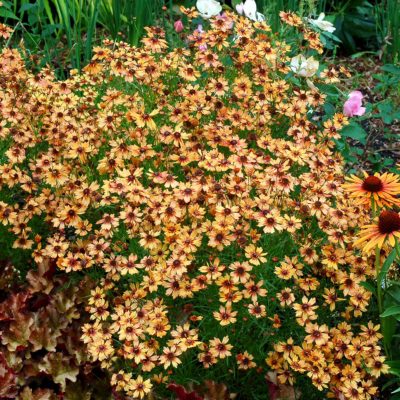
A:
375 245 390 358
371 196 376 219
375 245 383 315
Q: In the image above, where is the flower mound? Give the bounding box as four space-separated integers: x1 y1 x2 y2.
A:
0 9 387 399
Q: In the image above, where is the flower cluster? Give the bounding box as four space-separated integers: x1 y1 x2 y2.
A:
344 172 400 252
0 9 392 399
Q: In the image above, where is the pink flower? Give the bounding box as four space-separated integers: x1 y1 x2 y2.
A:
349 90 364 101
343 91 366 117
174 20 184 33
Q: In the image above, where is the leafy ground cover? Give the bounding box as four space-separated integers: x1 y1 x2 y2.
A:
334 57 400 172
0 2 400 400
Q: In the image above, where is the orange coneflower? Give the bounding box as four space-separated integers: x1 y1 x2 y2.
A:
343 172 400 208
354 210 400 252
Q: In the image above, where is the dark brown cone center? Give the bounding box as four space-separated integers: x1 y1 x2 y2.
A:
362 176 383 192
378 211 400 234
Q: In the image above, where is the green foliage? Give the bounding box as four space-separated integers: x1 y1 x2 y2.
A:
332 1 379 55
374 64 400 97
254 0 399 60
0 0 166 75
340 121 368 145
96 0 165 45
1 0 399 72
336 63 399 172
375 0 400 63
378 247 400 398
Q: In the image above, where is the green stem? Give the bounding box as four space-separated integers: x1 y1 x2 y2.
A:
376 245 391 359
371 196 376 219
375 246 383 315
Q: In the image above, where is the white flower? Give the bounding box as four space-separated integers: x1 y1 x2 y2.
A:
307 13 335 33
290 55 319 78
196 0 222 19
236 0 265 22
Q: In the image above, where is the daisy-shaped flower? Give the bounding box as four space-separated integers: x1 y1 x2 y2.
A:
343 171 400 208
354 210 400 252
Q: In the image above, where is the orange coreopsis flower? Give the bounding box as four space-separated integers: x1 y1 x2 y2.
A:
354 210 400 252
0 23 13 39
178 64 201 81
111 371 132 391
198 351 217 368
236 351 256 370
159 346 182 369
277 288 295 307
293 296 318 324
213 305 238 326
366 356 390 378
243 280 267 302
126 106 159 130
248 302 266 318
245 244 267 265
304 323 330 346
89 339 114 361
127 376 153 399
209 336 233 359
343 172 400 208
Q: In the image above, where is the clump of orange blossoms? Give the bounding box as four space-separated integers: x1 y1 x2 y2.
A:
0 9 389 399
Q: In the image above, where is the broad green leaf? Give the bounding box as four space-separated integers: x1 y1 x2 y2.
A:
377 101 400 124
324 103 336 117
382 64 400 75
390 369 400 378
41 24 62 38
381 305 400 318
341 122 367 145
382 316 397 348
387 361 400 370
386 285 400 305
383 377 400 391
0 8 18 19
19 3 37 12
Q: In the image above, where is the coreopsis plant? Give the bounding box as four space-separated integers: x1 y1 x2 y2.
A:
0 8 392 399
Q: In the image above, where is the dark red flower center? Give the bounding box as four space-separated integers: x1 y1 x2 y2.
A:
378 211 400 234
362 176 383 192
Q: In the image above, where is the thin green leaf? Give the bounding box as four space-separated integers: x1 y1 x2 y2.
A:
378 249 397 285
